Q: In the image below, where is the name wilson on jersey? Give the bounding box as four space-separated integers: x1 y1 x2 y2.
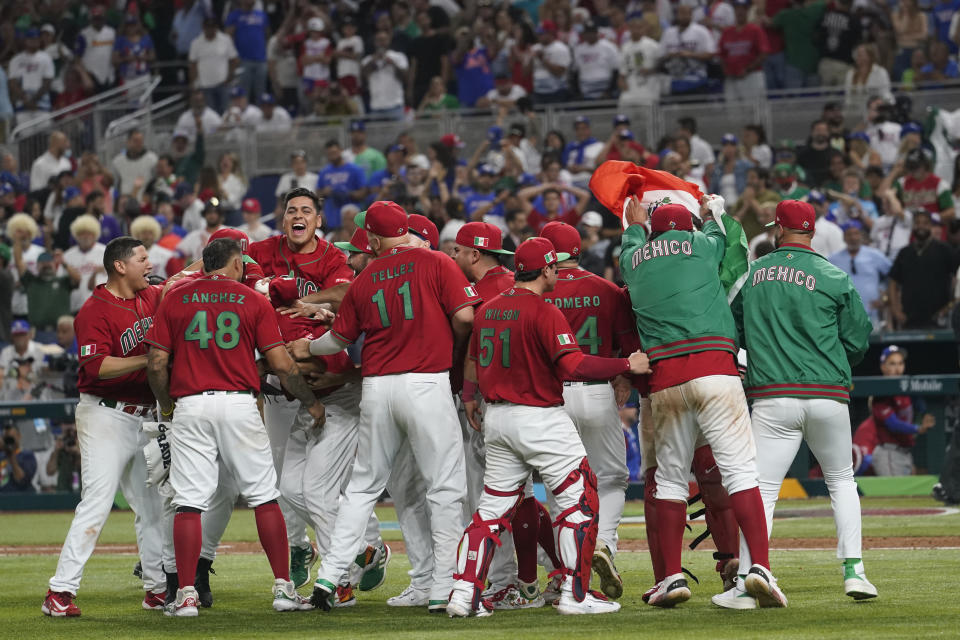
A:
120 317 155 356
752 264 817 291
630 238 693 268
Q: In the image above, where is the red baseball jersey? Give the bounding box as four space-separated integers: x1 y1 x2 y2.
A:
76 284 164 405
872 395 915 448
474 265 514 302
330 246 480 376
470 287 581 407
248 235 353 297
543 267 634 360
146 276 284 397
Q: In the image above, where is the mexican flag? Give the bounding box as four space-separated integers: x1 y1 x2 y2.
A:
589 161 749 298
557 333 576 346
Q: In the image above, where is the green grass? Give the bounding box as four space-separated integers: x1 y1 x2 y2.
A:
2 497 958 639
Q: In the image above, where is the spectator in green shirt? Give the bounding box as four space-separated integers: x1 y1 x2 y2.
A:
417 75 461 116
15 251 73 332
343 120 387 180
774 0 826 88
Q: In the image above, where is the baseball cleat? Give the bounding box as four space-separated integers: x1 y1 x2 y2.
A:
557 589 621 615
641 582 659 604
195 558 214 608
542 575 563 605
387 584 430 607
487 584 545 610
334 583 356 608
843 561 877 600
447 593 493 618
357 541 391 592
290 544 318 589
310 579 335 611
164 587 199 617
647 573 691 608
711 577 758 609
744 564 787 608
592 544 624 600
142 589 166 610
272 579 313 612
42 590 81 617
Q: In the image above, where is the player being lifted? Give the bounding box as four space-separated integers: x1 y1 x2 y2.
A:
449 237 649 617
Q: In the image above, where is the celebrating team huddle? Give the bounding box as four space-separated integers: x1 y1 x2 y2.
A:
41 178 877 620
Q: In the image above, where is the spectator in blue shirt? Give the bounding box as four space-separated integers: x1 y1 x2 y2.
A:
826 168 879 228
112 15 155 85
828 220 892 328
0 425 37 493
451 26 494 108
920 41 960 87
225 0 269 102
171 0 209 57
317 140 367 229
931 0 960 54
463 164 505 222
368 144 408 203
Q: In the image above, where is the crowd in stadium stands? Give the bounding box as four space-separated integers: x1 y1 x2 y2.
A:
0 0 959 492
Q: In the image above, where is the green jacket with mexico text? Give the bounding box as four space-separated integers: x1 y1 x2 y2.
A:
620 219 738 362
731 242 872 403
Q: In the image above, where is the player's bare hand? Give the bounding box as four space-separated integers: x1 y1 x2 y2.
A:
624 195 647 227
307 400 326 429
286 338 313 361
919 413 936 434
701 194 725 220
612 375 631 407
465 399 483 432
627 350 650 374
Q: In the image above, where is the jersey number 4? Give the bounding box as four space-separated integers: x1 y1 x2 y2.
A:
576 315 601 355
478 328 511 368
184 310 241 350
370 282 414 327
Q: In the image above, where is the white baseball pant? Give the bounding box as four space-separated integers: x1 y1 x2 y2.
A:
562 382 628 554
739 397 863 567
650 375 758 502
872 443 914 476
262 392 312 550
49 394 165 594
316 372 466 603
298 384 381 558
386 440 433 591
169 393 280 511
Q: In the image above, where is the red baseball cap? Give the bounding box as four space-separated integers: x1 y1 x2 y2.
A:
269 276 300 307
540 221 581 258
768 199 816 232
241 198 261 214
208 227 250 254
514 237 569 273
455 222 514 255
198 188 217 203
440 134 465 149
334 227 372 254
364 201 408 238
650 204 694 232
408 213 439 250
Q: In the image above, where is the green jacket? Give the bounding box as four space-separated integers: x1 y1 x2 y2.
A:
621 220 738 362
731 243 872 403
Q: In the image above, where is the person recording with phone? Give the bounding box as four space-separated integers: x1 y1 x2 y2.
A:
1 424 37 493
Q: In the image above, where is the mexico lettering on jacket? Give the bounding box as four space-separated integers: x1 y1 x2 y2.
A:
120 317 155 355
631 238 693 268
751 265 817 291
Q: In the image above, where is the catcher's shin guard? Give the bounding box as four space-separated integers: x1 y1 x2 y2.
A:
551 458 599 603
692 446 739 576
643 466 665 583
453 486 524 609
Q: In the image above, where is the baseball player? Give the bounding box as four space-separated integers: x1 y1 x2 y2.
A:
288 200 477 613
248 187 390 590
620 200 786 608
145 238 321 617
870 346 935 476
43 237 166 617
721 200 876 608
452 221 555 609
449 237 649 617
538 221 633 600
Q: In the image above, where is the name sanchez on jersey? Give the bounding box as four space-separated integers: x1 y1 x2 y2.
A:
630 238 693 268
181 292 248 304
751 264 817 291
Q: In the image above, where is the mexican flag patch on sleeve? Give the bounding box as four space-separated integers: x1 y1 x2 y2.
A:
465 286 478 297
80 344 96 357
557 333 575 346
